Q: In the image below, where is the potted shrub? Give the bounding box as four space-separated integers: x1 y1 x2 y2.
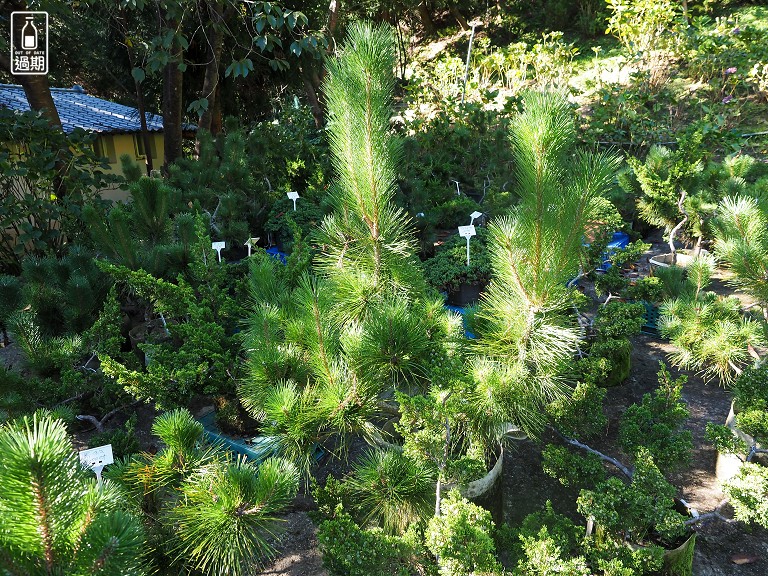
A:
432 195 483 231
398 104 515 254
423 227 491 306
628 143 716 268
649 249 711 271
583 301 646 387
708 363 768 483
264 196 325 253
395 384 506 512
577 450 695 576
545 365 696 574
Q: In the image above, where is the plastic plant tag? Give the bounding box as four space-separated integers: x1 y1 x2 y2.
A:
244 237 260 257
287 191 300 210
458 225 476 238
470 211 483 225
211 241 226 262
458 225 476 266
79 444 113 484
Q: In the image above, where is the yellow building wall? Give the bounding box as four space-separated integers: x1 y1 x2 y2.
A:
1 132 166 261
97 132 165 202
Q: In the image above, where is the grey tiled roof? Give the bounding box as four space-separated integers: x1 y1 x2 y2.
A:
0 83 166 134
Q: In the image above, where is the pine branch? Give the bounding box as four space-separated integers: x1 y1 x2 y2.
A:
32 478 55 572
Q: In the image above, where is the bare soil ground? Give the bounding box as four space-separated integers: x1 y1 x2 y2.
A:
261 511 327 576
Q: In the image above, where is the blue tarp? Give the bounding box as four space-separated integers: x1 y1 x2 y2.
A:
597 231 631 272
197 411 326 464
266 246 288 264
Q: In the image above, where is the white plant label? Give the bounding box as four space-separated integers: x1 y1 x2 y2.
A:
470 211 483 225
458 225 476 239
287 191 300 211
79 444 113 484
244 237 260 257
211 241 226 262
458 225 476 266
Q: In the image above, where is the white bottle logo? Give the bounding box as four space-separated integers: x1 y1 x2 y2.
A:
10 12 49 75
21 17 37 50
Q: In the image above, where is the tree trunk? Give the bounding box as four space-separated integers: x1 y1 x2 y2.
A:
162 43 184 172
302 69 323 128
136 86 154 175
394 15 408 78
297 0 341 128
450 6 468 30
18 75 63 129
416 2 437 37
0 41 66 200
127 55 153 175
327 0 341 42
668 190 688 266
114 8 153 174
195 3 224 156
210 84 223 135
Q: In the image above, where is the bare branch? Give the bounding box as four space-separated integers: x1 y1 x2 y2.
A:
77 401 142 433
553 429 634 480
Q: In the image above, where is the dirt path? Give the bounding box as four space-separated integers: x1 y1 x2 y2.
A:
260 512 327 576
621 335 767 574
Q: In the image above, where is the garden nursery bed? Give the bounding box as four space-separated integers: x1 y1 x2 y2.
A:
3 2 768 575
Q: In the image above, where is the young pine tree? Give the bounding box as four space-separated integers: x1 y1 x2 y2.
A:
473 91 622 435
314 22 426 322
0 414 145 574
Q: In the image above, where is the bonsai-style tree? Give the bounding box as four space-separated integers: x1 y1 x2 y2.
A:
630 148 756 266
618 364 693 473
628 142 711 263
98 216 241 409
0 413 145 574
721 463 768 529
576 449 688 565
545 363 693 483
544 365 694 570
